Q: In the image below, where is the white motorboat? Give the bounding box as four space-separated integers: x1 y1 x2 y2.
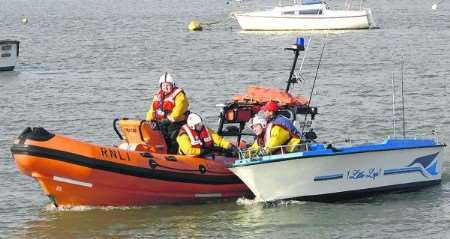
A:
234 0 374 31
227 38 446 202
0 40 20 71
230 139 446 202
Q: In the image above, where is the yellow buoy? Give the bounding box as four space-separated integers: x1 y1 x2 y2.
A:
188 20 203 31
21 17 28 25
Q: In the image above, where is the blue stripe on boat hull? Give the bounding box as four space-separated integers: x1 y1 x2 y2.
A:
384 167 424 176
314 174 344 181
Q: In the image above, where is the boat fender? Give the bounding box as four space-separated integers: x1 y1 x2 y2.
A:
148 159 158 169
199 165 207 174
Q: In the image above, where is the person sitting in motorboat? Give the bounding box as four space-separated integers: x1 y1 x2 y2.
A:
146 72 189 153
246 115 269 155
176 113 239 156
248 102 302 154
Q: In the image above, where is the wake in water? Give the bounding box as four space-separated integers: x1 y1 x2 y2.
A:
44 203 154 212
236 197 306 207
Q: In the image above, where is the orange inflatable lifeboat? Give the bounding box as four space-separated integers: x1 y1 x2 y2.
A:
11 39 320 207
10 120 251 207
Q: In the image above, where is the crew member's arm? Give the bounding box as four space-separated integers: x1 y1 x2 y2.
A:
168 92 189 122
176 134 201 156
208 128 231 150
264 125 291 153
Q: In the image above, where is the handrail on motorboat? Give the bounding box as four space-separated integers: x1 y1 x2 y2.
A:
238 143 311 160
237 131 445 162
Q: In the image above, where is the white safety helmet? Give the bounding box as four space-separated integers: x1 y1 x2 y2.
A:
250 114 267 129
159 72 175 86
187 113 203 130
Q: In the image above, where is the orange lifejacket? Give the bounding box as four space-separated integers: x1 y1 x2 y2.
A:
179 124 213 149
151 87 184 121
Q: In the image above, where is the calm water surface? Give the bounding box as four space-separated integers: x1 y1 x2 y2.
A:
1 0 449 238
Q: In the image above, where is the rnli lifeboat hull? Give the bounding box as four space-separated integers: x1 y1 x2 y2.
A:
11 127 251 207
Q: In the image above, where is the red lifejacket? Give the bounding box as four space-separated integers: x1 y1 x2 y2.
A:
179 124 213 149
151 87 184 121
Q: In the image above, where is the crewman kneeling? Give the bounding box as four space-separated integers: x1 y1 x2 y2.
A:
176 113 238 156
248 114 301 155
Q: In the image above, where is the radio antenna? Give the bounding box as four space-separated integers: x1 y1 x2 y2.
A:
401 56 406 138
391 72 396 138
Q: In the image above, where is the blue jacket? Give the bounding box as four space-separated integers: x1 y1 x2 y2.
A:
272 115 301 137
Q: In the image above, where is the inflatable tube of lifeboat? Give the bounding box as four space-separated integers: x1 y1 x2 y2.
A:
10 127 251 207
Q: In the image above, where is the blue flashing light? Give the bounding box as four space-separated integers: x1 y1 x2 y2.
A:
296 37 305 47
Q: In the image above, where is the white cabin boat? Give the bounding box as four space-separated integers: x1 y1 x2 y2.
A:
0 40 20 71
230 139 446 202
234 0 373 31
227 37 446 202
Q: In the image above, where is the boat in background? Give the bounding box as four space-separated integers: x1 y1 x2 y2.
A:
228 38 446 202
0 40 20 71
234 0 374 31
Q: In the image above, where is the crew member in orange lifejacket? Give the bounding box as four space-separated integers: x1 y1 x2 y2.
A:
146 72 189 122
146 72 189 153
176 113 238 156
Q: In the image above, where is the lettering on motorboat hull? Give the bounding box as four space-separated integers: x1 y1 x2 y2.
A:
347 168 381 180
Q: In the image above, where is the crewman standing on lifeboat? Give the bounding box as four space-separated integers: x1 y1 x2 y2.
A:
146 72 189 152
176 113 238 156
250 101 301 153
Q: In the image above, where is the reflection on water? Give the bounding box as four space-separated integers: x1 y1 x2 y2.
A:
11 185 450 238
